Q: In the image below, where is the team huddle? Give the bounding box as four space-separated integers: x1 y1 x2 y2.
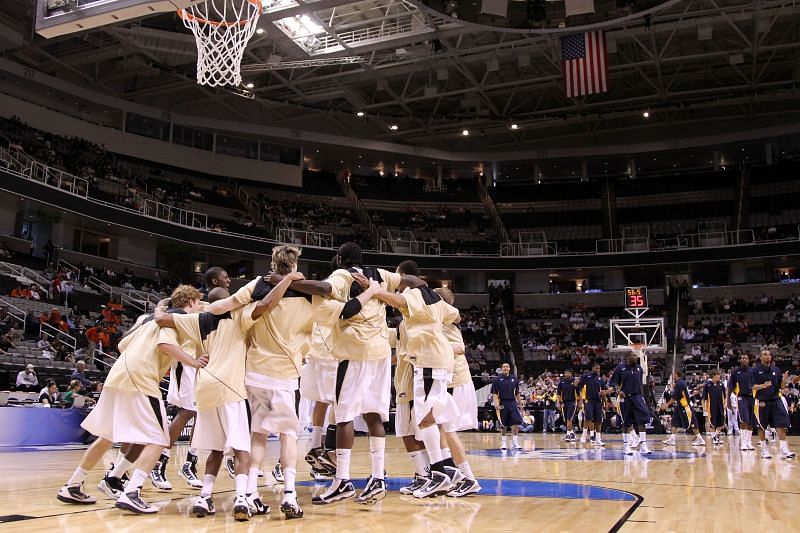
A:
56 242 482 521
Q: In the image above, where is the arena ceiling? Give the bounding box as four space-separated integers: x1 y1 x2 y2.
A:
1 0 800 155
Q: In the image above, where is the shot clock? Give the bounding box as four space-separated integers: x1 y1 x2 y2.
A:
624 286 648 309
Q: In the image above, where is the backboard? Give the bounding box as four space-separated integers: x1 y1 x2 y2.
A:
36 0 200 38
609 316 666 353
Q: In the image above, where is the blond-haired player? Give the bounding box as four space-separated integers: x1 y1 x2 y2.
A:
57 285 207 514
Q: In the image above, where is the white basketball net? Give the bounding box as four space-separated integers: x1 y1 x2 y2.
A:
179 0 262 87
630 343 649 384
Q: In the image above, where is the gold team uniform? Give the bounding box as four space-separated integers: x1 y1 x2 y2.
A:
299 294 344 405
170 307 252 452
326 267 401 423
397 286 461 431
82 311 188 447
443 322 479 431
233 277 313 438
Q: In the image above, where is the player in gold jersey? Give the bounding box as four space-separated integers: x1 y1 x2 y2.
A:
57 286 208 514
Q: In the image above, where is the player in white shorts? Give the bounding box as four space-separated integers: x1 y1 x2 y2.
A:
373 260 461 499
392 319 434 496
156 284 282 521
209 245 331 519
311 242 418 506
57 286 207 514
435 287 481 497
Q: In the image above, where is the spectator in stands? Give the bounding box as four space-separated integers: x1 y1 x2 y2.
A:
70 360 92 389
44 239 55 265
10 285 23 298
39 380 58 406
85 324 99 355
0 333 15 353
35 334 51 351
16 364 39 391
62 380 85 407
0 243 11 259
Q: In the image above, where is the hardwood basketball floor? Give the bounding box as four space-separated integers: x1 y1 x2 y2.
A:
1 432 797 532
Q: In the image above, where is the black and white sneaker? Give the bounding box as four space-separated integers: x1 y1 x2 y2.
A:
224 455 236 479
304 447 324 469
399 475 427 495
105 463 130 486
116 489 158 514
447 478 482 498
355 476 387 505
192 496 216 517
97 476 125 500
443 466 465 489
245 493 269 515
311 479 356 505
311 466 333 482
178 462 203 489
150 458 173 491
317 450 337 473
280 492 304 519
57 483 96 505
412 471 452 499
232 494 251 522
272 462 284 483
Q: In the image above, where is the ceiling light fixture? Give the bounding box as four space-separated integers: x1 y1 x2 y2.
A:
389 124 398 130
510 124 519 130
462 129 469 136
356 111 364 117
245 82 255 89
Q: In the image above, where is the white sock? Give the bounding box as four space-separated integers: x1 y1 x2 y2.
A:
441 447 452 460
582 428 588 437
201 474 216 498
335 449 351 480
67 466 88 486
458 461 475 481
246 467 259 494
590 430 595 437
622 433 629 445
639 431 646 443
129 469 148 491
745 429 752 442
780 440 789 452
284 467 296 492
161 448 171 458
596 431 602 441
419 425 444 464
369 436 386 480
311 426 323 449
760 440 766 447
235 474 247 497
110 458 132 478
410 450 429 477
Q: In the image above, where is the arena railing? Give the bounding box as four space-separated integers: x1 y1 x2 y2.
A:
379 236 441 256
500 241 558 257
0 297 27 327
276 227 334 248
40 321 77 353
0 260 52 292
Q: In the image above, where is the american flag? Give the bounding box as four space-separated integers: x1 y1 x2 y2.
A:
560 31 608 98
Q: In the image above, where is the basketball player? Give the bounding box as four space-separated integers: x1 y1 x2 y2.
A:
661 370 704 447
312 243 415 505
609 352 652 455
557 370 579 442
729 354 756 451
578 362 606 446
703 369 727 446
152 267 229 490
752 350 795 459
57 286 207 513
492 363 524 451
154 283 290 521
371 260 461 498
223 246 324 518
435 287 481 497
301 257 344 481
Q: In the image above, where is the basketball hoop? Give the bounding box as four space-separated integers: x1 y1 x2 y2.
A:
629 342 645 357
629 342 649 384
179 0 263 87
